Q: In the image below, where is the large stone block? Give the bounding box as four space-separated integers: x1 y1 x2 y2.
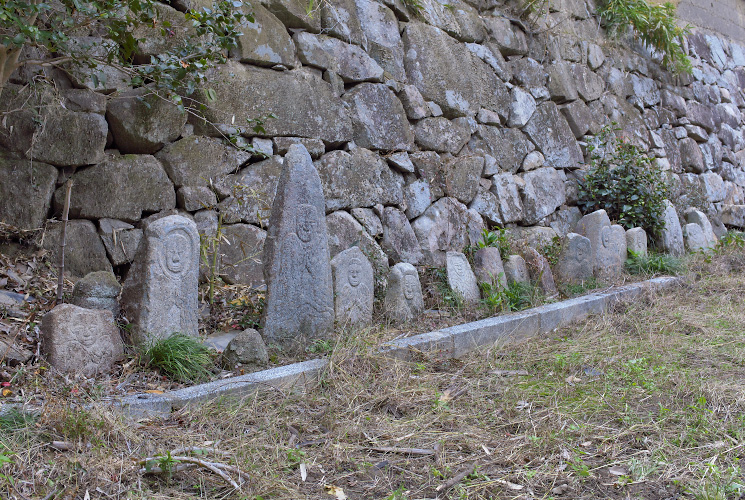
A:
490 173 524 223
519 167 566 225
71 271 121 317
381 207 424 264
121 215 199 343
573 209 625 279
107 88 186 154
232 2 297 67
473 246 505 289
658 200 684 256
484 16 527 56
414 117 471 154
403 22 509 118
411 197 474 266
262 145 334 350
41 304 123 377
0 84 107 167
0 151 57 230
343 83 414 151
355 0 405 81
523 102 583 170
216 155 283 226
41 220 112 277
194 61 351 145
418 0 486 43
53 154 175 223
296 32 383 82
521 247 557 297
626 227 648 256
316 148 403 211
684 208 718 249
155 136 251 188
321 0 365 46
326 210 389 293
219 224 267 287
98 218 143 266
260 0 321 31
441 155 483 204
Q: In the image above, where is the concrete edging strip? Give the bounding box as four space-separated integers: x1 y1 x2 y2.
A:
110 276 682 418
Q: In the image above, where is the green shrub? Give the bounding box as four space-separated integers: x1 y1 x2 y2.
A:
597 0 692 74
143 333 213 383
477 228 511 260
578 125 671 237
625 250 684 276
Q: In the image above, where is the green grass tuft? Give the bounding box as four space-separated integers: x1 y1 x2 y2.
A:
625 250 684 276
143 333 213 383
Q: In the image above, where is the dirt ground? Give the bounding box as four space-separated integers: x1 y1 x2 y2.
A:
2 241 745 499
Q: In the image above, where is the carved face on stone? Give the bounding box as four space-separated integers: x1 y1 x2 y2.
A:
404 273 417 300
296 204 317 243
79 326 96 347
165 232 189 274
601 226 611 248
348 259 362 287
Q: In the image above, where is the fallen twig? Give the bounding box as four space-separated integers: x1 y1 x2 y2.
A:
366 446 435 456
436 463 476 492
139 454 247 490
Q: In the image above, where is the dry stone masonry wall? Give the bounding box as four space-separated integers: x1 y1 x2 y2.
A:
1 0 745 287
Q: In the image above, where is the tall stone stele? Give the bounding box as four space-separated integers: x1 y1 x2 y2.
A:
262 144 334 351
331 246 374 328
384 263 424 323
120 215 199 344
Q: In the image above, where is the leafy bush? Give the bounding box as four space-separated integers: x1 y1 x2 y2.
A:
597 0 692 74
625 250 684 276
578 125 671 237
143 333 213 383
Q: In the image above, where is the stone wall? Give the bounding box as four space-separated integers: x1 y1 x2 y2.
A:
677 0 745 44
1 0 745 285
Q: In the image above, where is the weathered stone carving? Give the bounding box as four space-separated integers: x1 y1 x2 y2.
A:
120 215 199 344
446 251 480 304
262 145 334 349
331 246 373 327
384 263 424 323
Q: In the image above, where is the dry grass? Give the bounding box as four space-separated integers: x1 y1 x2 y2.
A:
3 248 745 499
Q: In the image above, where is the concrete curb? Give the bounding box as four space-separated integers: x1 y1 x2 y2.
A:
108 276 682 418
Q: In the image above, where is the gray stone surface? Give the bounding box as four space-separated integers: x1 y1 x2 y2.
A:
446 251 480 304
473 246 505 289
411 197 474 266
71 271 121 317
331 246 374 327
387 152 415 173
491 173 524 223
556 233 593 284
441 155 483 204
403 22 509 118
232 2 297 67
522 247 557 296
177 187 217 212
680 138 705 173
381 207 424 264
273 137 325 159
0 84 108 167
41 304 123 377
296 32 383 82
216 155 283 226
321 0 364 46
219 224 266 287
418 0 486 43
222 328 269 370
504 254 530 284
106 88 186 154
625 227 648 256
683 222 710 252
262 145 334 350
316 148 403 211
343 83 414 151
508 87 537 128
42 220 113 277
687 102 716 133
155 136 251 188
519 167 567 225
469 126 534 173
658 200 685 256
560 100 593 139
195 61 351 145
414 117 472 154
523 102 583 169
721 204 745 228
484 16 527 56
548 62 579 103
0 338 33 366
574 209 625 279
53 154 175 223
260 0 320 31
384 263 424 323
0 151 57 230
120 215 199 344
398 84 431 120
404 179 432 220
326 210 389 292
684 208 718 248
355 0 405 80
